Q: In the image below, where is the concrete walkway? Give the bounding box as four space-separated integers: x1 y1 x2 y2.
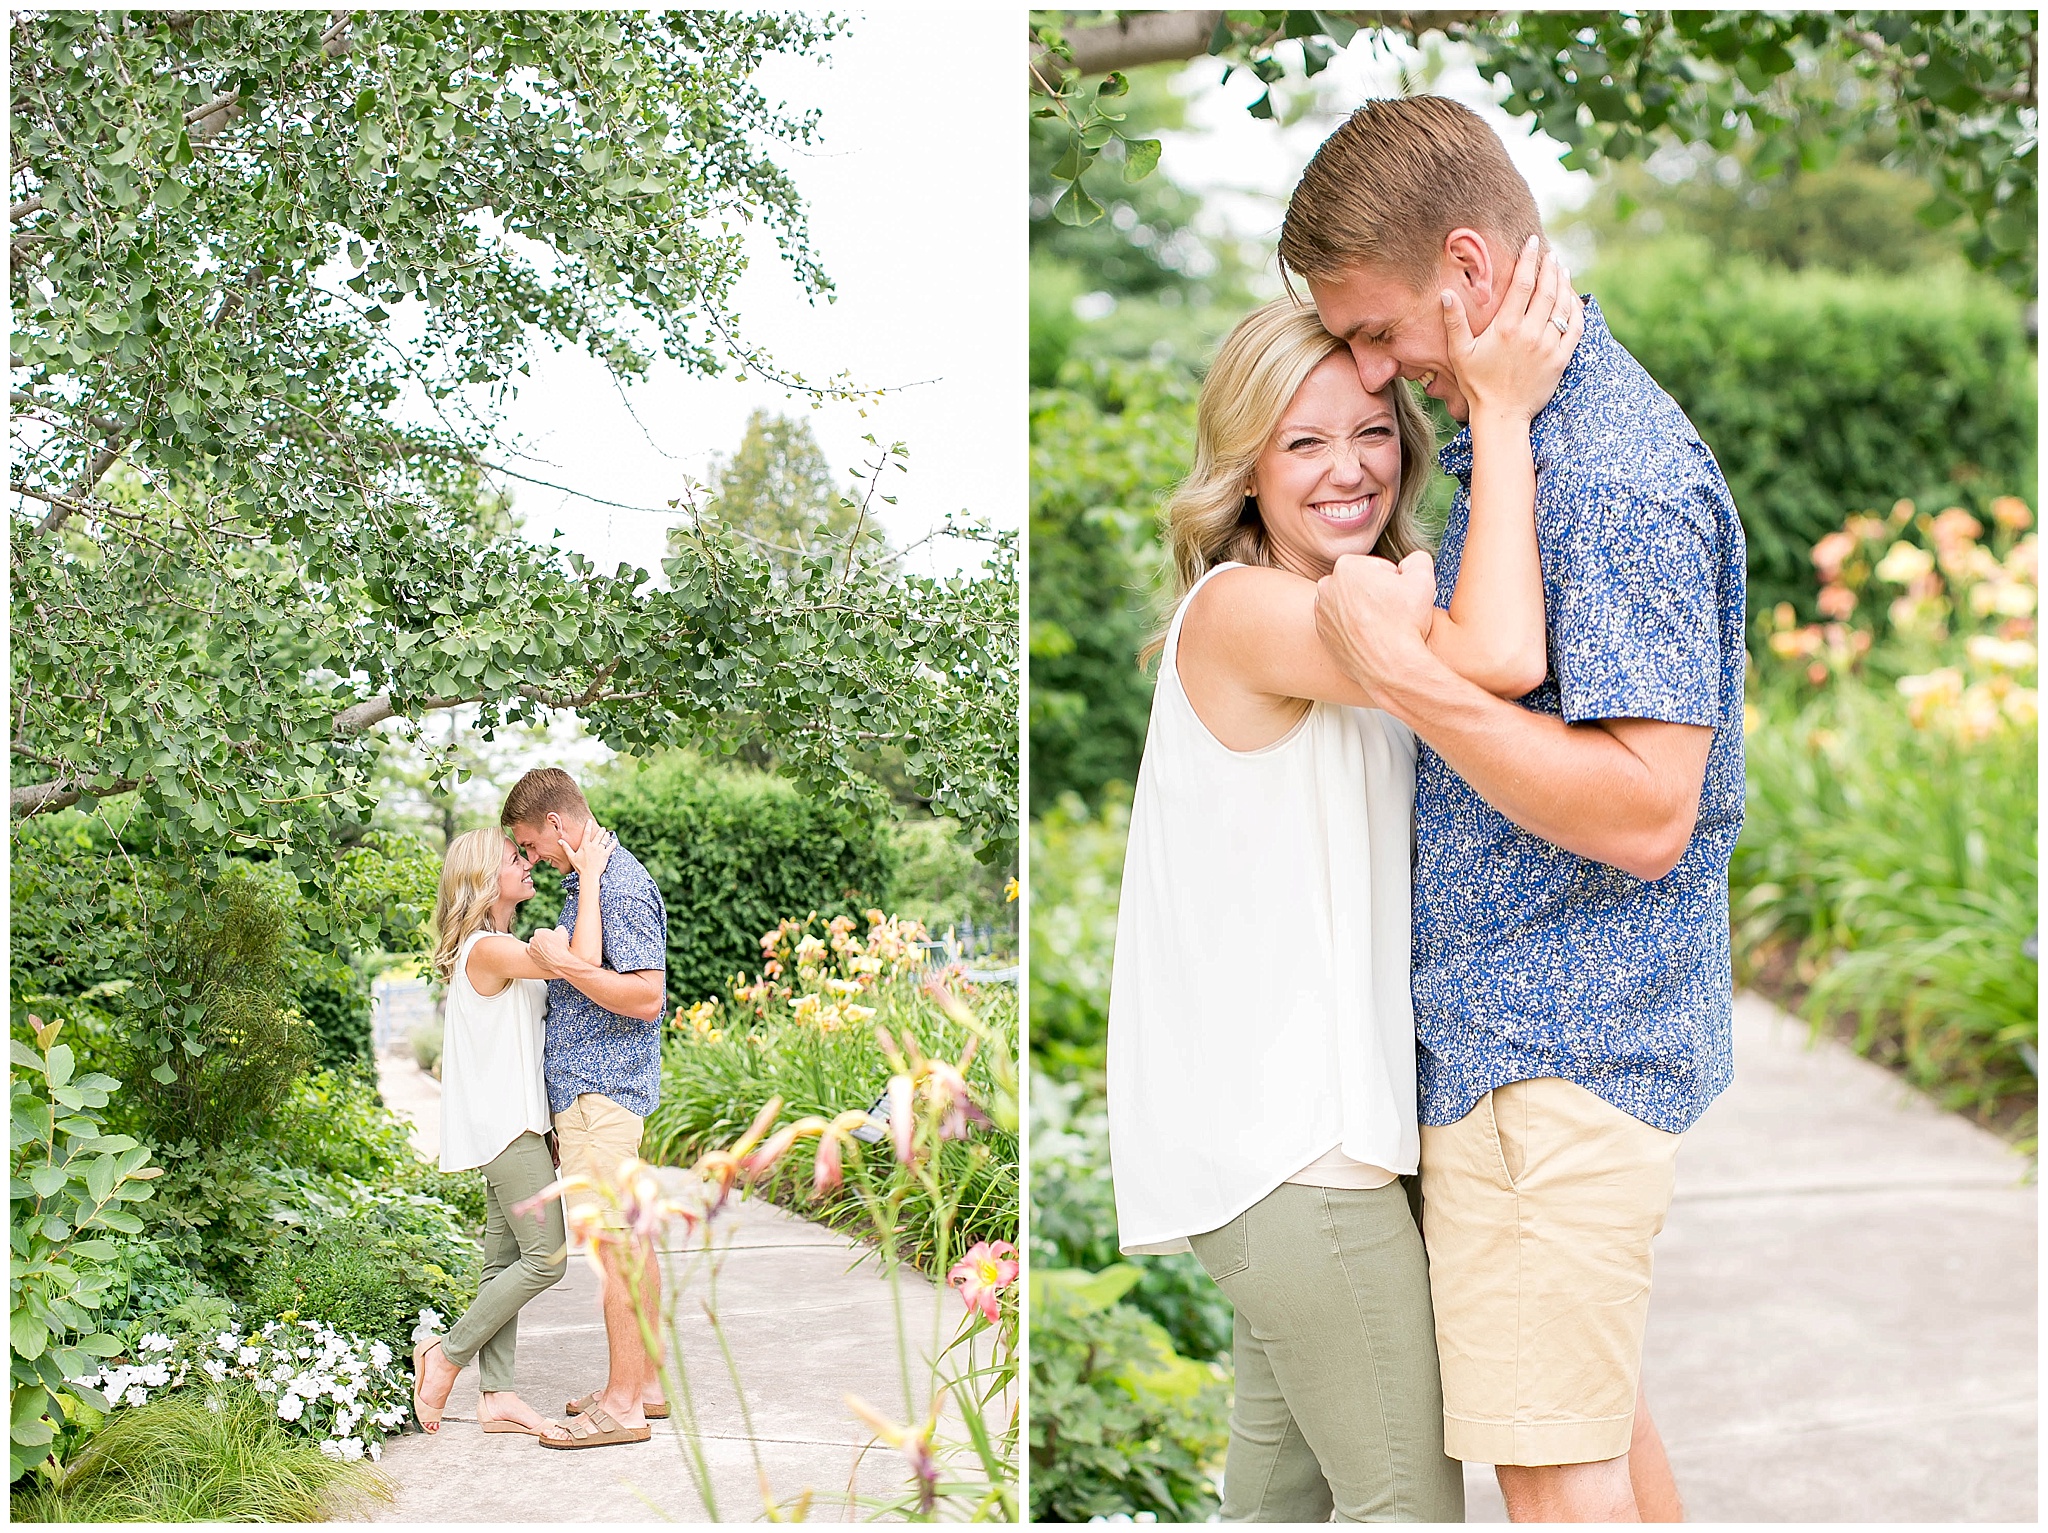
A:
1459 993 2037 1522
360 1054 965 1523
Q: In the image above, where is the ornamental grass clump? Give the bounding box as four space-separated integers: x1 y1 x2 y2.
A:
8 1386 389 1524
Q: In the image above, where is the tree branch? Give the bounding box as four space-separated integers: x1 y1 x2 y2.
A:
1028 9 1495 89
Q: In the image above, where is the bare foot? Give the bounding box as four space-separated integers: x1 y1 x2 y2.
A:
419 1340 461 1415
480 1391 571 1439
595 1386 648 1431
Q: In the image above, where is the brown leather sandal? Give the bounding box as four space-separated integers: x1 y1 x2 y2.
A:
537 1400 651 1449
565 1388 668 1420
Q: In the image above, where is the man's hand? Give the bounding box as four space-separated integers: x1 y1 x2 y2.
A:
527 926 571 974
1315 549 1439 701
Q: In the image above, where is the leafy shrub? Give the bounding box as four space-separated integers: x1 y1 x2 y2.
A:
1588 241 2037 620
1029 361 1187 813
140 1138 289 1297
9 1015 164 1482
883 816 1017 949
126 862 313 1145
264 1067 483 1225
246 1211 475 1356
297 969 373 1072
521 752 894 1008
8 1385 389 1522
1029 1265 1230 1524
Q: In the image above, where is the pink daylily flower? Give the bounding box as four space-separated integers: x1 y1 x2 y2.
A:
946 1240 1019 1322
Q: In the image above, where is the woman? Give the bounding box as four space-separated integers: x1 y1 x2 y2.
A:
1107 241 1582 1521
411 823 617 1441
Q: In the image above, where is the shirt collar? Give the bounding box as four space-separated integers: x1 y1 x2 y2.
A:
1437 295 1615 481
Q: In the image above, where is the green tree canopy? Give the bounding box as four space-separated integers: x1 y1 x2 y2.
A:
1031 10 2037 292
12 11 1017 903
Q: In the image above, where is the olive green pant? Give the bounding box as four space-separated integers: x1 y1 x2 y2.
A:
1188 1181 1465 1523
440 1131 567 1394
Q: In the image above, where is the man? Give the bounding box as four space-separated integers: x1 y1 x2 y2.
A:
1283 97 1746 1522
500 767 670 1448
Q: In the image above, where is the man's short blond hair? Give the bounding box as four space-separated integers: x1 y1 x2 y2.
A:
1279 95 1543 289
500 766 587 830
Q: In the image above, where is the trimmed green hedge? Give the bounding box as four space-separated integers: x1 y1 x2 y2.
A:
1589 241 2037 620
523 755 894 1009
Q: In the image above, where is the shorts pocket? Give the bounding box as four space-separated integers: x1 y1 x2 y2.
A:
1483 1088 1525 1192
1187 1213 1250 1284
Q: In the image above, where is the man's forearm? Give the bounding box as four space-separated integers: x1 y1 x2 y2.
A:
1370 646 1697 880
548 954 666 1022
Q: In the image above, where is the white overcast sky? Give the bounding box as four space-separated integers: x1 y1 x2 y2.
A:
489 8 1022 580
1155 38 1600 293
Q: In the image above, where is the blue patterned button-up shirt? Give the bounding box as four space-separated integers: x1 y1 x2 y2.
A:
1414 299 1746 1135
543 843 668 1119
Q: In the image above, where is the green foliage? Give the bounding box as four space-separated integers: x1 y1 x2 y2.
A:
296 972 372 1072
127 863 311 1145
1587 242 2036 621
8 1017 164 1482
1576 152 1971 276
1030 368 1188 812
1032 11 2036 292
644 977 1019 1273
523 754 896 1008
1028 792 1131 1076
139 1139 289 1298
883 818 1017 946
13 9 1017 876
8 1386 389 1522
1032 1078 1233 1365
265 1066 483 1226
245 1215 476 1357
1736 678 2037 1130
1029 1264 1230 1523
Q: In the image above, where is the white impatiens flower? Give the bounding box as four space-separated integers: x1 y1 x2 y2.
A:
295 1346 312 1360
140 1332 174 1352
203 1359 229 1383
125 1386 148 1408
368 1440 382 1463
276 1393 305 1422
337 1437 365 1461
273 1362 294 1381
215 1331 239 1351
238 1346 261 1366
318 1439 342 1460
137 1362 171 1387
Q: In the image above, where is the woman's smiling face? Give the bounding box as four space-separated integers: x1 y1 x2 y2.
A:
496 839 535 907
1250 350 1404 582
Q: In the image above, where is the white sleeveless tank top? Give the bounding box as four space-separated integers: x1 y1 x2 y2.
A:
439 930 553 1173
1107 563 1420 1255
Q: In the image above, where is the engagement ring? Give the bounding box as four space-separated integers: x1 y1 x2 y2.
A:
1552 314 1569 334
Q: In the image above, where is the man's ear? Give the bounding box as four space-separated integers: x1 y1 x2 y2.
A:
1440 228 1498 313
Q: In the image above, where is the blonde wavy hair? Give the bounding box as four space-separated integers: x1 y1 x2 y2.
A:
430 828 515 983
1148 298 1436 659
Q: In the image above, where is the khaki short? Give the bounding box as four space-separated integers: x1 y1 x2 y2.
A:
1420 1076 1681 1468
553 1092 645 1224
